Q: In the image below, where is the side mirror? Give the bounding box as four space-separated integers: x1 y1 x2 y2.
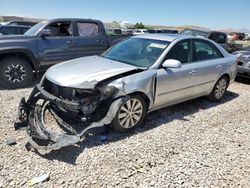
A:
162 59 182 68
40 29 51 38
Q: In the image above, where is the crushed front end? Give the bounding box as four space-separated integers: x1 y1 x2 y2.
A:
16 78 124 150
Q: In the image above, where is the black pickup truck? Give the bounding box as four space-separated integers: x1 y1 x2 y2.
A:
0 18 130 88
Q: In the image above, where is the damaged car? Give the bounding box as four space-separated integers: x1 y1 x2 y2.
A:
16 34 237 149
232 50 250 78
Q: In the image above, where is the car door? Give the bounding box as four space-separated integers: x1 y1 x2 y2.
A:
72 21 109 58
191 39 225 96
37 21 78 66
154 39 198 107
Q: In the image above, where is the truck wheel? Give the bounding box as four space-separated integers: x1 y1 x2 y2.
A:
0 57 33 89
207 76 229 102
111 95 147 132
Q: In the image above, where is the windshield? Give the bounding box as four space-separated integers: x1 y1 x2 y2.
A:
180 29 209 38
24 21 47 36
102 38 170 67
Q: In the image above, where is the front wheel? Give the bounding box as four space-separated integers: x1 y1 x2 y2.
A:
111 95 147 132
207 76 229 101
0 57 33 89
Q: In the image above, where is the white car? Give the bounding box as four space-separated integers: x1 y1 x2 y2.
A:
245 33 250 40
133 29 148 35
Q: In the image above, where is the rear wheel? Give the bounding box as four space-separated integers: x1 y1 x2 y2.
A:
111 95 147 132
0 57 33 89
207 76 229 101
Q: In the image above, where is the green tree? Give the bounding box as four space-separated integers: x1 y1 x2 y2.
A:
134 22 145 29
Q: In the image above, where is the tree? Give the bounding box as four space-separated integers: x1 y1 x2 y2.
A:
134 22 146 29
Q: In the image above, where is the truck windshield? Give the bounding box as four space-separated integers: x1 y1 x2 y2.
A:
102 38 170 67
24 21 47 36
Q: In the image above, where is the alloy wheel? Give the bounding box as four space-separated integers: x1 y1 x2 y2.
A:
215 79 227 99
118 98 143 129
5 64 26 83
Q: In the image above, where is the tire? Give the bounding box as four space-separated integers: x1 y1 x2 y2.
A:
207 76 229 102
111 95 147 132
0 57 33 89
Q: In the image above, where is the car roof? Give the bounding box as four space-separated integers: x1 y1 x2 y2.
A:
47 18 102 23
133 34 189 42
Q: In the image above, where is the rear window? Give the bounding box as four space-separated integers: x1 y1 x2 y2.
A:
208 32 217 41
193 40 223 61
217 34 226 44
76 22 99 37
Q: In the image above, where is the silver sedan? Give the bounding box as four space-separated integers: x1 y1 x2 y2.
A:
17 34 237 149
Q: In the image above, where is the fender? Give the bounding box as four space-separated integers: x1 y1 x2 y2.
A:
0 47 39 71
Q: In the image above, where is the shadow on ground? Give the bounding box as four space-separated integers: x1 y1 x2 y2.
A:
35 90 239 165
235 76 250 85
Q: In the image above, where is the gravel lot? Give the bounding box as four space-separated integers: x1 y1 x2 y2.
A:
0 79 249 188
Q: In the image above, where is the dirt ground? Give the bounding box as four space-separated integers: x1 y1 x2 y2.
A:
0 78 249 188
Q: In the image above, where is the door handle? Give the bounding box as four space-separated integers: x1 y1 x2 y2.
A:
216 65 222 69
96 39 104 43
66 40 75 45
189 70 197 75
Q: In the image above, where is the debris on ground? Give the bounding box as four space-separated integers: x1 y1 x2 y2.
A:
5 137 17 146
0 82 250 187
14 122 28 130
28 173 50 186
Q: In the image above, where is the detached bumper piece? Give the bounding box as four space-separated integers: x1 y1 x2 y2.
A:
16 84 123 150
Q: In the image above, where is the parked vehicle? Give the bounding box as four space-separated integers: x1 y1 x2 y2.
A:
0 25 31 35
6 20 38 27
0 18 131 89
244 33 250 40
233 50 250 78
180 29 228 49
147 29 157 33
146 29 178 34
161 29 178 34
228 32 246 41
133 29 148 35
121 29 133 35
17 34 237 149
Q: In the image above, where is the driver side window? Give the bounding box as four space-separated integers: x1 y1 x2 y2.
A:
166 40 191 64
44 21 73 37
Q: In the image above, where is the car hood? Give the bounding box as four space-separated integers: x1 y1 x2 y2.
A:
0 35 33 40
0 35 35 47
45 56 143 89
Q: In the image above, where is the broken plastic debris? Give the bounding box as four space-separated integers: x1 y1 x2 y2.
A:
5 137 17 146
14 122 28 130
28 173 50 186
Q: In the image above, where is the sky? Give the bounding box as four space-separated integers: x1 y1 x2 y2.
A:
1 0 250 30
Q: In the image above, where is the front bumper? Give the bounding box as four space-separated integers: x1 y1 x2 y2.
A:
16 85 124 150
237 64 250 78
